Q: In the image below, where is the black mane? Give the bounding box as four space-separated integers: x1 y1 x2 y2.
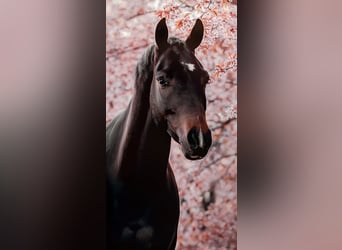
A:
135 44 155 85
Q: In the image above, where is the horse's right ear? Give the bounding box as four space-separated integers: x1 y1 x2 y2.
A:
155 18 169 51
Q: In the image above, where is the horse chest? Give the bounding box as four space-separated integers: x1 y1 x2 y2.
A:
108 170 179 249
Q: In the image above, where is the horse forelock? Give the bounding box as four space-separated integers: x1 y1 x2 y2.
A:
167 37 185 47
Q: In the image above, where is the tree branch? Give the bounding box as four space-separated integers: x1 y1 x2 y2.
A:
126 10 155 21
106 44 149 60
201 152 237 170
211 117 237 131
187 151 236 183
200 0 213 18
177 0 195 9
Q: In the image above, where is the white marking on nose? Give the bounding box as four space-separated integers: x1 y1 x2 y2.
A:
199 127 204 149
181 61 195 71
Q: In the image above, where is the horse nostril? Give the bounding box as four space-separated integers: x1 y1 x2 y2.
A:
187 128 199 149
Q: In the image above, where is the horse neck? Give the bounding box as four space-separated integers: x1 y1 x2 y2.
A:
116 100 170 181
137 110 171 179
115 45 171 182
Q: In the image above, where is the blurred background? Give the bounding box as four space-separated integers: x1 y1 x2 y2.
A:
2 0 342 250
106 0 237 249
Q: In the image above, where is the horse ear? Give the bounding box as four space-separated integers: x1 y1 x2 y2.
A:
155 18 169 51
185 19 204 51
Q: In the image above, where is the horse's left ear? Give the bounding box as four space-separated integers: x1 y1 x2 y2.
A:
155 18 169 51
185 19 204 51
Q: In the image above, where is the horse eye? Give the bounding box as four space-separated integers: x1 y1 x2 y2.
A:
157 76 169 86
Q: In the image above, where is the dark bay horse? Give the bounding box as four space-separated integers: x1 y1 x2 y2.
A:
106 18 212 249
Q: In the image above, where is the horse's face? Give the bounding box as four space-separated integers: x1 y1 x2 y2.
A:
150 18 212 160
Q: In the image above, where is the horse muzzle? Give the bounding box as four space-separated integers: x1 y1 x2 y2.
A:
183 127 212 160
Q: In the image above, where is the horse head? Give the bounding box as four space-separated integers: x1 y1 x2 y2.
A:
150 18 212 160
